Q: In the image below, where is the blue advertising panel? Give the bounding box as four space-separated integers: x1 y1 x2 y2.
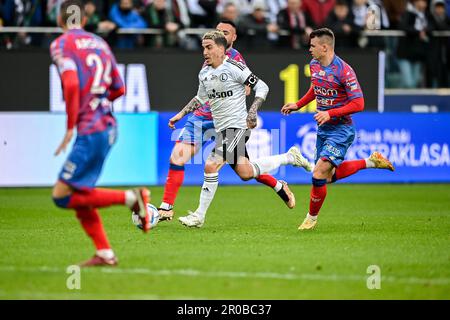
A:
0 113 158 186
158 112 450 185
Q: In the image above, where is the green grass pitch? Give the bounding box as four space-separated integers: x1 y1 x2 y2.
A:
0 184 449 299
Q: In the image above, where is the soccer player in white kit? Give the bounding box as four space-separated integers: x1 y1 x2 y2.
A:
169 30 312 227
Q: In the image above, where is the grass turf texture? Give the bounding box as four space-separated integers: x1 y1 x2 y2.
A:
0 184 449 299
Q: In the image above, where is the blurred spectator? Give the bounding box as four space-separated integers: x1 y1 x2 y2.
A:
186 0 217 28
325 0 357 47
427 0 450 87
85 0 102 31
351 0 390 48
2 0 43 48
84 0 117 45
217 0 260 17
143 0 185 48
382 0 407 29
240 1 278 49
0 1 4 26
351 0 389 30
266 0 288 23
109 0 148 48
220 2 240 24
301 0 335 27
446 0 450 19
46 0 59 26
397 0 429 88
277 0 313 49
429 0 450 30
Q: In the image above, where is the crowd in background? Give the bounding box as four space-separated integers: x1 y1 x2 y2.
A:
0 0 449 88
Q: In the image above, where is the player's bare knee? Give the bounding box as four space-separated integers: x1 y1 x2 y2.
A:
235 166 253 181
239 173 252 181
52 182 73 208
313 167 328 179
313 162 333 179
204 161 219 174
170 155 186 166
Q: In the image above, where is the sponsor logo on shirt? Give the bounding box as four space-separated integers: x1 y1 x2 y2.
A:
208 89 234 99
313 86 338 97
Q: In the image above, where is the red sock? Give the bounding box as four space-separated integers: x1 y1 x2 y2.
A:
333 160 366 181
162 163 185 206
76 208 110 250
309 185 327 216
68 188 125 209
256 174 278 188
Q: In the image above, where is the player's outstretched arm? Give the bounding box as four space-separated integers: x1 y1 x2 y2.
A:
168 96 203 129
314 97 364 126
55 70 79 156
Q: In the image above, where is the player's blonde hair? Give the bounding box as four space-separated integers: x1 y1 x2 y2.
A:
202 30 227 49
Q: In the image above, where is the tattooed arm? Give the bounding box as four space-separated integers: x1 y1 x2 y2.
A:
168 97 204 129
247 97 264 129
246 78 269 129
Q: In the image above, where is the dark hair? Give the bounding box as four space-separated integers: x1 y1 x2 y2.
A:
310 27 335 47
217 19 237 31
60 0 85 25
335 0 348 6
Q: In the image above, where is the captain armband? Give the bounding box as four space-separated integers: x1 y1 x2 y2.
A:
244 73 259 88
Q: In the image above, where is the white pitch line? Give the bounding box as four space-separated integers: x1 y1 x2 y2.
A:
0 266 449 286
0 290 208 300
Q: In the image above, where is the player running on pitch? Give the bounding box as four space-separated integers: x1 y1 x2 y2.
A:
158 20 312 221
281 28 394 230
50 0 151 267
169 30 311 227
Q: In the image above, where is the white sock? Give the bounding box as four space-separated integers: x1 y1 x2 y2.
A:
196 173 219 219
96 249 115 260
365 158 376 168
125 190 137 208
307 213 318 221
159 202 173 210
273 181 283 192
251 153 291 176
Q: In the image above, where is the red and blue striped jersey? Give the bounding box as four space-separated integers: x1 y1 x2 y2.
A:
310 55 363 125
50 28 124 135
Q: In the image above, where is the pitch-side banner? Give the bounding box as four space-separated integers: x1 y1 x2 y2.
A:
0 50 381 112
0 113 158 186
158 112 450 184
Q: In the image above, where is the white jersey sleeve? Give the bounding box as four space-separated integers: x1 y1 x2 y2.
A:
195 73 209 104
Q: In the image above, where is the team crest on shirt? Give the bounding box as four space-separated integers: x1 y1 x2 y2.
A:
327 75 334 82
220 73 228 81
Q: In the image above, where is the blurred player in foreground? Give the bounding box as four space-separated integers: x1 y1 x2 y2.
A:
50 0 150 267
281 28 394 230
159 20 312 222
170 31 311 227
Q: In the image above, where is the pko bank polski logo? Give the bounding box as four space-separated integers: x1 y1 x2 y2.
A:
294 124 450 168
348 129 450 167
